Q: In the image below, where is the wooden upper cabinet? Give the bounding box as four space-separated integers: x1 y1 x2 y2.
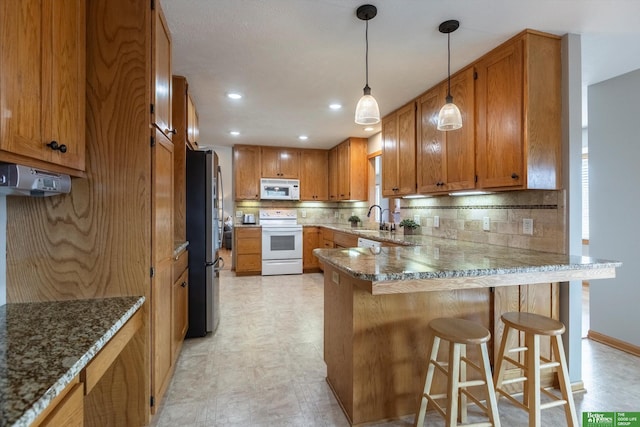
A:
336 137 367 201
417 67 475 194
300 149 329 201
187 93 199 149
234 145 261 200
0 0 85 174
382 102 416 197
328 146 339 201
476 30 561 190
153 4 173 140
261 147 300 178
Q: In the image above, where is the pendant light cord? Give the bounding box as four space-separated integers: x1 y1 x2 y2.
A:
365 19 370 88
447 32 451 98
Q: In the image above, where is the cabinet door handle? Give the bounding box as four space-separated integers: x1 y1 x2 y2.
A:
181 281 187 288
46 141 67 153
511 173 519 180
165 128 177 135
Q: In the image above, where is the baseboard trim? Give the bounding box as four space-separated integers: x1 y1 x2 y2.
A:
588 330 640 357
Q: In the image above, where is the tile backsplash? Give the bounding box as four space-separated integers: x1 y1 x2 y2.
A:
234 189 567 254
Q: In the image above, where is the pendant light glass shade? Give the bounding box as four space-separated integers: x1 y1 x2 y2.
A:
437 95 462 131
355 5 380 125
355 85 380 125
437 20 462 132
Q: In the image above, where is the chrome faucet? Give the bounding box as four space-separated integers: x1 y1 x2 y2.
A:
367 204 386 230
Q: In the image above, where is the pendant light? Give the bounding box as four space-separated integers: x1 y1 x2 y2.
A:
354 4 380 125
437 20 462 131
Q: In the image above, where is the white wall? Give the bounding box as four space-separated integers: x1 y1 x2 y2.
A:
0 197 6 306
589 68 640 346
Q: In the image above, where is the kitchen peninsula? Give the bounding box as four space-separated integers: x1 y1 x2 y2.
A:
313 236 621 425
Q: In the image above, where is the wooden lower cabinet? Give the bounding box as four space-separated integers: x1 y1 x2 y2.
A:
172 251 189 363
303 226 321 272
234 226 262 275
332 230 358 249
33 377 84 427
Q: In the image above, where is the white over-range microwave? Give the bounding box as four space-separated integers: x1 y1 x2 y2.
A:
260 178 300 200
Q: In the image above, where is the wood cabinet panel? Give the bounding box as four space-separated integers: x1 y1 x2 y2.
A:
153 4 172 140
417 67 475 194
233 145 261 200
476 31 561 190
333 231 358 248
261 147 300 178
328 146 339 201
172 267 189 362
187 93 199 148
235 227 262 275
172 76 188 243
300 150 329 201
336 138 367 201
303 226 321 271
37 382 84 427
382 102 416 197
0 0 85 173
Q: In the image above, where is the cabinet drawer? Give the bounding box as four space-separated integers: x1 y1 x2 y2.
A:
236 254 262 272
236 238 261 254
236 227 261 239
173 250 188 282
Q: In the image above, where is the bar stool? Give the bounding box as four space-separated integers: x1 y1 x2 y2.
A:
415 318 500 427
493 312 578 427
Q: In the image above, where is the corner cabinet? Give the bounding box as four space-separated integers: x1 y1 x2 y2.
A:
382 102 417 197
475 30 561 190
261 147 300 178
300 150 329 201
417 67 476 194
335 138 367 201
0 0 86 175
303 226 322 272
233 145 261 200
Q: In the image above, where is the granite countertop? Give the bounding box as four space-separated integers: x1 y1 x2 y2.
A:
0 296 145 427
173 240 189 258
313 234 621 294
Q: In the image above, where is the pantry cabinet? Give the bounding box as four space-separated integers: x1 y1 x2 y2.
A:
0 0 85 174
152 4 173 140
300 150 329 201
261 147 300 178
233 145 262 200
475 30 561 190
382 102 417 197
417 67 476 194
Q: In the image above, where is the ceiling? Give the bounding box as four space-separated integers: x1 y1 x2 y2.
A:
163 0 640 150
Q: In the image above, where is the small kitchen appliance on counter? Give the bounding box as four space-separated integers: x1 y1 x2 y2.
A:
260 209 303 275
242 213 256 224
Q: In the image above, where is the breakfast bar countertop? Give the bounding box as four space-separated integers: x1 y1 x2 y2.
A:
0 296 145 427
313 235 621 294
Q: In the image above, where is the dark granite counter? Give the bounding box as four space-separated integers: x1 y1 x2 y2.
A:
0 296 145 427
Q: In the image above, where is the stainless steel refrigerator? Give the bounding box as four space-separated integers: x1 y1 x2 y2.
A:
186 149 224 337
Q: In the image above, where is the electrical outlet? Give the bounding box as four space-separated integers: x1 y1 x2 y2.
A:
301 210 306 218
482 216 491 231
413 215 421 226
236 210 243 218
523 218 534 235
433 215 440 228
332 271 340 284
334 211 339 218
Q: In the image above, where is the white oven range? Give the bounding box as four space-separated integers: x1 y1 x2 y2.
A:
260 209 303 276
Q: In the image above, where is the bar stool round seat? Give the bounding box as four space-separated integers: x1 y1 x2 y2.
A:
415 317 501 427
493 312 578 427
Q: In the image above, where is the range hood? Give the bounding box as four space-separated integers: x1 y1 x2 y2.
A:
0 163 71 197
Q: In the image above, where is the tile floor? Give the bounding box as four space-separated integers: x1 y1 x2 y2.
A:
152 269 640 427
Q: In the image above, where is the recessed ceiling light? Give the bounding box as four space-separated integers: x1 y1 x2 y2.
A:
364 127 375 131
329 103 342 110
298 135 308 141
229 131 240 136
227 92 242 100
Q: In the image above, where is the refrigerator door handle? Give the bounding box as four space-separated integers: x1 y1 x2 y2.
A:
206 256 225 272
